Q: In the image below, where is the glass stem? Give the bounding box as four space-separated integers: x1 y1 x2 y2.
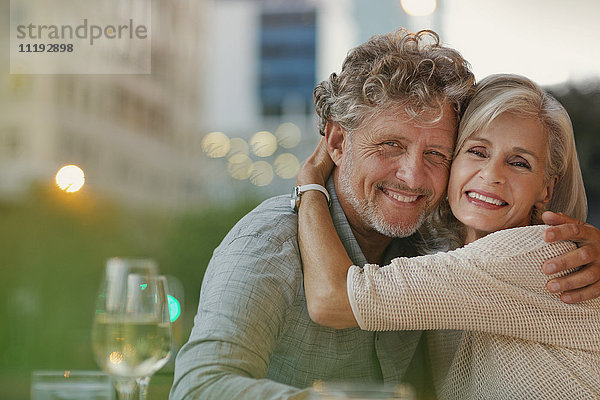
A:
115 379 136 400
137 376 151 400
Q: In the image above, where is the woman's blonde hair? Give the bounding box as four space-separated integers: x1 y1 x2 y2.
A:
423 74 587 250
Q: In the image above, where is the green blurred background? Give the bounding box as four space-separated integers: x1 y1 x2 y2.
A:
0 183 261 397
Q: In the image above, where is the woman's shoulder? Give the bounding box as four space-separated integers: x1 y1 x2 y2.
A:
474 225 548 244
463 225 576 259
381 226 575 271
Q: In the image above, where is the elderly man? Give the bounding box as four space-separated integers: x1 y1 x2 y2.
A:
170 30 600 399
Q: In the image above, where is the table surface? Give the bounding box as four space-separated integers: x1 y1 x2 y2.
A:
0 371 174 399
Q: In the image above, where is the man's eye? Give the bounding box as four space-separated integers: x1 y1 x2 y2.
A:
426 151 450 165
427 150 446 158
380 142 406 152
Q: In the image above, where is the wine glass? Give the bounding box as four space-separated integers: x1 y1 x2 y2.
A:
92 258 173 400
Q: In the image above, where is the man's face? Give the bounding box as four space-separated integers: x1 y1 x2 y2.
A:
336 105 457 239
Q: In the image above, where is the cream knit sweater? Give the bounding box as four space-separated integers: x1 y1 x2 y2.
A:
347 225 600 399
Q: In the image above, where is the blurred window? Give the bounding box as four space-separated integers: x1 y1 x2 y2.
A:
259 9 316 116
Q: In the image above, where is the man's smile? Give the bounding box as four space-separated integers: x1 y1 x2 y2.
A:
381 188 422 204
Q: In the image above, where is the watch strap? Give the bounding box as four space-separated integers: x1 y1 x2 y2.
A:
291 184 331 212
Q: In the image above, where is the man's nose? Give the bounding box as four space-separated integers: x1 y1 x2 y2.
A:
395 152 426 189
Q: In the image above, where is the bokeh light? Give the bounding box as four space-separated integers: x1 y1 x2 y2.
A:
275 122 302 149
202 131 231 158
227 137 250 159
249 131 277 157
55 165 85 193
227 154 253 180
249 161 274 186
109 351 123 365
274 153 301 179
167 295 181 323
400 0 437 16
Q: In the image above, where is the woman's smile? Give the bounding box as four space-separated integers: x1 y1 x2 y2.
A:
464 190 508 208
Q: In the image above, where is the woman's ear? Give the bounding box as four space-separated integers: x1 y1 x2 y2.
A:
536 175 558 210
324 121 347 166
532 175 558 224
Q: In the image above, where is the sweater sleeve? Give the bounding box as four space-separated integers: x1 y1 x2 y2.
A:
348 225 600 352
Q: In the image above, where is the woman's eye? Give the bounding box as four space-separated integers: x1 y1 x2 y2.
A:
466 147 486 157
510 159 531 169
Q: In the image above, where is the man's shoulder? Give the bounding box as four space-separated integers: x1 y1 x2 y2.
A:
221 194 298 248
203 194 302 289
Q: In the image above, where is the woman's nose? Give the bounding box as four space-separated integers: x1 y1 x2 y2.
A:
479 159 505 184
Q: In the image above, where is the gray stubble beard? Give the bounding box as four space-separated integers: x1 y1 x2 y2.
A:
338 149 428 239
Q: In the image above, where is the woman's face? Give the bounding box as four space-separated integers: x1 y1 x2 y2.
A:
448 113 555 243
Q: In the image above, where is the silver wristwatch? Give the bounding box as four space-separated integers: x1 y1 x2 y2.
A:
291 184 331 213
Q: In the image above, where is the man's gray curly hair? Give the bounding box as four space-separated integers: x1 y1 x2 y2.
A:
314 29 475 135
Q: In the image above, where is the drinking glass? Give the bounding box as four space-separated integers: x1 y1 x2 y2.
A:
92 258 173 400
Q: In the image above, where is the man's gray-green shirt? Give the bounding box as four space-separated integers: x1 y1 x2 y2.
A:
170 180 424 399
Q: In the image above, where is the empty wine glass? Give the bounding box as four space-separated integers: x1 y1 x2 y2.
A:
92 258 172 399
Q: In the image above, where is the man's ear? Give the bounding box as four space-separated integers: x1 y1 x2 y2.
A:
324 121 347 166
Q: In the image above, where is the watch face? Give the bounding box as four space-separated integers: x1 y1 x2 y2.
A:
291 187 300 212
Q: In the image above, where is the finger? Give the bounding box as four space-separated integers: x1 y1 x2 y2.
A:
306 138 327 162
543 244 596 274
546 263 600 293
543 222 589 243
559 282 600 304
316 137 328 154
542 211 586 226
541 211 570 226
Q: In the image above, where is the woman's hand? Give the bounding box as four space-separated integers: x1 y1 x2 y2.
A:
296 138 334 186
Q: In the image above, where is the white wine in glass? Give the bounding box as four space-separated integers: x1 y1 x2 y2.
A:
92 259 173 400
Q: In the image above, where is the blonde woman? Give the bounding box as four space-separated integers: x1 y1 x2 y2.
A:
297 74 600 399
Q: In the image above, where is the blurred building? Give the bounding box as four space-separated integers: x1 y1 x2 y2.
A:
198 0 323 202
1 0 444 209
198 0 427 202
1 0 208 210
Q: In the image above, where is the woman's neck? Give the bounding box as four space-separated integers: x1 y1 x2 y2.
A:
464 228 488 244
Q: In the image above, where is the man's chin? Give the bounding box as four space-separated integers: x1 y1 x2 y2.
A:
370 218 423 239
343 186 426 238
375 207 429 237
